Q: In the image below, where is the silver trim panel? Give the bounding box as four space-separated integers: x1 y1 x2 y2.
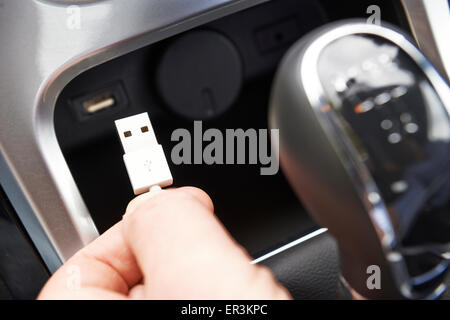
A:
401 0 450 82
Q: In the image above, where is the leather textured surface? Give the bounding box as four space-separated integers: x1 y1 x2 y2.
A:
261 231 450 300
0 276 12 300
261 231 343 300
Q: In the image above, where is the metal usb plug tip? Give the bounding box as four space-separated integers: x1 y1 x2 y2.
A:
83 93 116 114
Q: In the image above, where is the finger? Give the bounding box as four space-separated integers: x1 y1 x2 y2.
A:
39 186 213 299
122 187 290 299
125 186 213 215
128 284 146 299
38 221 142 299
40 287 129 300
126 188 164 214
176 186 214 212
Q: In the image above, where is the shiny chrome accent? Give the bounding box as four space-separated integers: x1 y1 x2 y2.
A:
251 228 328 265
0 0 268 272
401 0 450 82
299 22 450 299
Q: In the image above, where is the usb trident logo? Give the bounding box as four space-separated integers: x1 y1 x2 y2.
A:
144 159 153 173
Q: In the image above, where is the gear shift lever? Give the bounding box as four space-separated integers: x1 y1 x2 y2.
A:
269 20 450 299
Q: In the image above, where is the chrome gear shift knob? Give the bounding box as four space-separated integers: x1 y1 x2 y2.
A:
269 20 450 299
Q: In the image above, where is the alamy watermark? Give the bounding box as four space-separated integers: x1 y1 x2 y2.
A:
66 265 81 291
366 265 381 290
170 121 279 176
366 5 381 25
66 5 81 30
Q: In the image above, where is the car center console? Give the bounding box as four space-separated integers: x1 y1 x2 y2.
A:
0 0 447 299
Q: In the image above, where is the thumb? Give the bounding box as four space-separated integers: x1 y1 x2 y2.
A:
121 187 291 299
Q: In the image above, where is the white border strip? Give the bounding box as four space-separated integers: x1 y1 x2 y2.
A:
251 228 328 264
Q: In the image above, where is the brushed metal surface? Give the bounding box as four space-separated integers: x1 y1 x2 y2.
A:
401 0 450 82
0 0 267 272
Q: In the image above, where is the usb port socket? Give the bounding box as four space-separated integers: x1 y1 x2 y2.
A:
70 81 129 121
83 93 116 114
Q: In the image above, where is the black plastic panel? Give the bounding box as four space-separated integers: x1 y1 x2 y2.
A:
54 0 328 256
0 186 49 299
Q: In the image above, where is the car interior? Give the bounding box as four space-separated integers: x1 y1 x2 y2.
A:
0 0 449 300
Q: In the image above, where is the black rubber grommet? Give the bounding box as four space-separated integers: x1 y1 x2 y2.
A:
156 30 243 120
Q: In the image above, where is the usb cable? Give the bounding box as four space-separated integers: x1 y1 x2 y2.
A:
115 112 173 195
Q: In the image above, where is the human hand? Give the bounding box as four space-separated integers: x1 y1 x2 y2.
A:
38 187 291 299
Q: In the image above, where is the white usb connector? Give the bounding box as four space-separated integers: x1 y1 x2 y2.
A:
115 112 173 195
